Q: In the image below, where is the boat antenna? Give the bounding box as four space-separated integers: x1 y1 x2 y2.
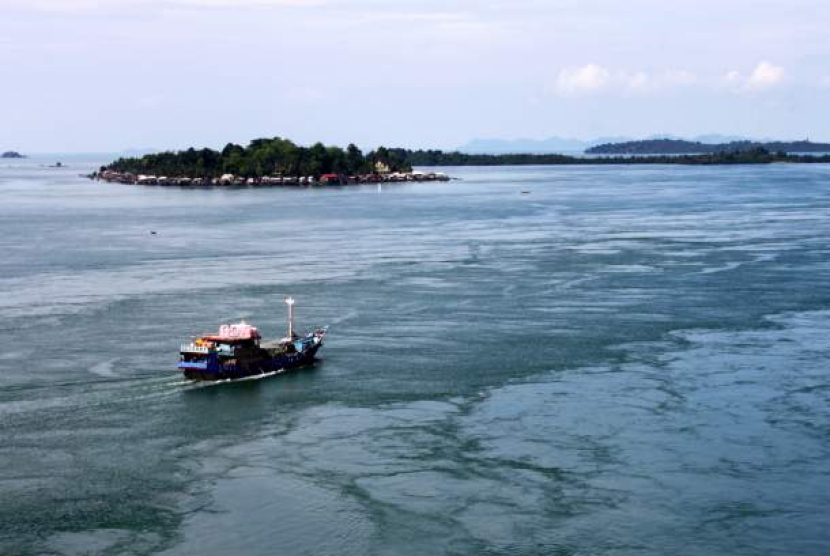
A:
285 296 295 339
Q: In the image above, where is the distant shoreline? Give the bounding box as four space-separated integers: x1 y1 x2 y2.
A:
587 138 830 155
97 138 830 189
93 150 830 189
402 148 830 167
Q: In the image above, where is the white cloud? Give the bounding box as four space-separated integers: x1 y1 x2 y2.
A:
625 71 650 92
724 70 743 87
553 64 611 96
552 62 794 98
747 61 786 89
723 61 786 92
552 65 698 97
821 75 830 88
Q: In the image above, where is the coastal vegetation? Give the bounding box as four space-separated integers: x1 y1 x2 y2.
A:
106 138 412 178
101 138 830 184
587 138 830 155
400 147 830 166
1 151 25 158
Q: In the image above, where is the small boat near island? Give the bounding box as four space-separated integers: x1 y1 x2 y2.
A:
178 297 327 381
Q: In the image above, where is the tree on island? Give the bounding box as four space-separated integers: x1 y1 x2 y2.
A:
103 138 830 177
587 138 830 155
106 137 411 178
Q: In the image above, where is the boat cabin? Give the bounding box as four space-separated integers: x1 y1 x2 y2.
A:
180 322 262 362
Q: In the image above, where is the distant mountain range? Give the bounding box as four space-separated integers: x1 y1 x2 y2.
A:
587 138 830 155
458 135 756 154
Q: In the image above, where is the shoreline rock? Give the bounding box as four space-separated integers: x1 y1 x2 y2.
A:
93 170 451 187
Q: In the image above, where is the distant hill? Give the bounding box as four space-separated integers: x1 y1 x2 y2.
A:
100 136 830 178
587 138 830 155
692 134 761 144
458 136 633 154
1 151 25 159
458 134 764 155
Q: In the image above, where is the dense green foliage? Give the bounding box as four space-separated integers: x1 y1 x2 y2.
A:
402 147 830 166
105 137 412 178
402 149 577 166
105 139 830 177
587 138 830 155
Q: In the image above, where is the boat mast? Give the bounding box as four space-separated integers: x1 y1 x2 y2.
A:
285 296 295 339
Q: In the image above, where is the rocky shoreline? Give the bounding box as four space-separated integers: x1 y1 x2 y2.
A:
93 170 451 187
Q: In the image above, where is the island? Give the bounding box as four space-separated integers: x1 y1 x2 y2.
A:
99 138 450 185
1 151 25 159
587 138 830 155
96 137 830 187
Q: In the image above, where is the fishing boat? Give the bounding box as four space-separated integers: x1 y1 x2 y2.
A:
177 297 327 381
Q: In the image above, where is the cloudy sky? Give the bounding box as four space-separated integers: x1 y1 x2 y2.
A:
1 0 829 152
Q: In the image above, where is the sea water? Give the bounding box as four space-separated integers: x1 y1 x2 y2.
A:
1 158 830 555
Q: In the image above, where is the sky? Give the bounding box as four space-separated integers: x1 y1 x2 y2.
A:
1 0 829 152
